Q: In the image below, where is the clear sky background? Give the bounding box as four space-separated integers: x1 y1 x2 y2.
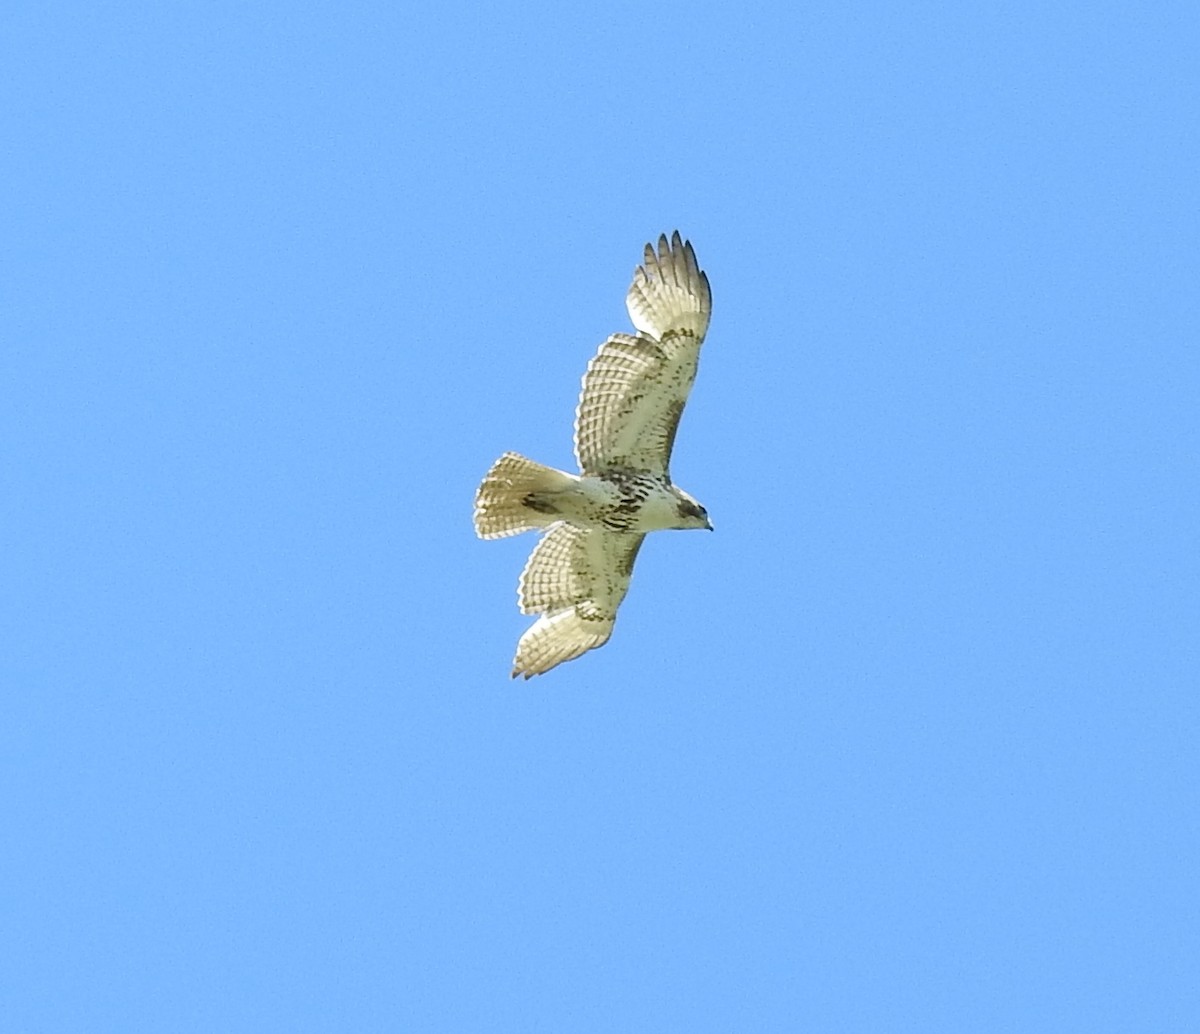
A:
3 1 1198 1031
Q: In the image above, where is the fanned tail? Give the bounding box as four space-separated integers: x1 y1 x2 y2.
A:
473 452 576 539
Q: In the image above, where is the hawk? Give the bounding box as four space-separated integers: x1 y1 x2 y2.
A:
474 231 713 678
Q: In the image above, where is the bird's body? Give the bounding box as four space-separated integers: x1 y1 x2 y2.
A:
510 467 703 535
474 232 713 678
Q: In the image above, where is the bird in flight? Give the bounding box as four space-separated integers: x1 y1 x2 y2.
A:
474 232 713 678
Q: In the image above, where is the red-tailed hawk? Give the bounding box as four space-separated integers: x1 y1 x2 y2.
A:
474 232 713 678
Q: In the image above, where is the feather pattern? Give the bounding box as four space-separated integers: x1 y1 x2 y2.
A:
512 529 645 678
575 232 711 476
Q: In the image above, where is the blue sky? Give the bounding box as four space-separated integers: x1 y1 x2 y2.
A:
3 1 1198 1030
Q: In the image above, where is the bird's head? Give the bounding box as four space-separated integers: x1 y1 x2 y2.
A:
673 489 713 531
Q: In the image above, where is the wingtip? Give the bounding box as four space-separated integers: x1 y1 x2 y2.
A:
643 230 693 273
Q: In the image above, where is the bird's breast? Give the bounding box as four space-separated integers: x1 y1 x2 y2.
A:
568 472 681 533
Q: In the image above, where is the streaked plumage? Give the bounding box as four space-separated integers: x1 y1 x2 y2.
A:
474 232 713 678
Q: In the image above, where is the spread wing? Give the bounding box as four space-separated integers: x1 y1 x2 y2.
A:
511 522 645 678
575 232 711 476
